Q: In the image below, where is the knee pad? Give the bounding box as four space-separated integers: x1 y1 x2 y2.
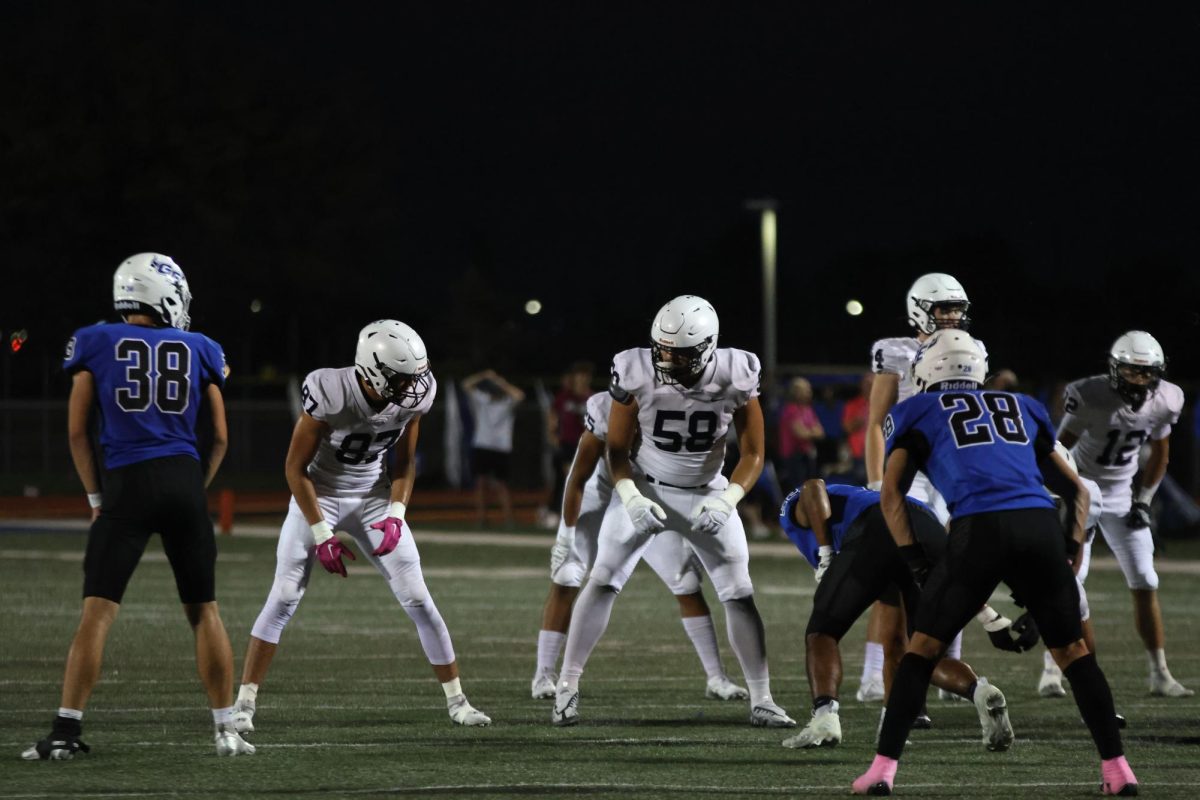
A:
250 580 305 645
712 562 754 602
1125 567 1159 591
552 557 586 589
669 567 702 596
588 562 623 591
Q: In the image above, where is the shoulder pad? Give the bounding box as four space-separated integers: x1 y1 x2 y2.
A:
728 349 762 396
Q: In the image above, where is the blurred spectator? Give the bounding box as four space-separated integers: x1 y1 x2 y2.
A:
841 372 873 484
463 369 525 528
986 368 1020 391
813 384 845 470
546 361 594 526
778 377 824 489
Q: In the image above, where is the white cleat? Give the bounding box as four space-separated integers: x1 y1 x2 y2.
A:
938 688 969 702
706 675 750 701
1149 671 1195 698
856 676 885 703
973 678 1014 752
215 725 256 756
448 695 492 726
232 701 255 734
531 671 558 700
751 701 797 728
1038 669 1068 698
782 707 841 749
552 686 580 727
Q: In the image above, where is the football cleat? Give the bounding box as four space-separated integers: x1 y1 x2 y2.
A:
782 709 841 749
20 735 91 761
911 710 933 729
232 701 255 734
852 754 898 796
552 686 580 727
856 675 885 703
531 671 558 700
973 678 1014 752
215 724 256 757
705 675 749 701
750 701 797 728
448 695 491 727
938 688 969 703
1101 755 1139 796
1038 669 1068 698
1148 671 1194 698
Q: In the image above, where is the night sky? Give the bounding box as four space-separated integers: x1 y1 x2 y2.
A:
4 3 1199 392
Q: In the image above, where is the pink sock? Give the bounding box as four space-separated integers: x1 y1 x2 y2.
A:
1101 755 1137 795
852 754 898 795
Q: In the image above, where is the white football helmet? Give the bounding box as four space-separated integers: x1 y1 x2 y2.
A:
1108 330 1164 410
907 273 970 335
355 320 433 408
113 253 192 330
910 330 988 392
649 295 719 384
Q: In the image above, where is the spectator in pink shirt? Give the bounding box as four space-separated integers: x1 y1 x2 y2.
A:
778 377 824 488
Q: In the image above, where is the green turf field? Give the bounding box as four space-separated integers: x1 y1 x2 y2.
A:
2 525 1198 798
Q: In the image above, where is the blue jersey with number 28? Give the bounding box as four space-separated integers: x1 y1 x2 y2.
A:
885 389 1055 518
64 322 226 470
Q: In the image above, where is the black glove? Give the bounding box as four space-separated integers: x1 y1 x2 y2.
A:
1011 612 1040 652
980 607 1038 653
1125 501 1151 529
899 543 932 588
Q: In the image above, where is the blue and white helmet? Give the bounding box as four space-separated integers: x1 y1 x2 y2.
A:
355 320 433 408
910 330 988 392
113 253 192 330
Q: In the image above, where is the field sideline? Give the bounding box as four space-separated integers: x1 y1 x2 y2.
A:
2 523 1198 798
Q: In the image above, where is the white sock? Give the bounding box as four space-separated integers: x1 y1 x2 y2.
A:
236 683 258 708
862 642 884 683
536 630 566 674
946 630 963 661
681 615 724 680
559 583 620 693
441 677 463 701
212 706 234 727
57 707 83 721
1147 649 1169 673
746 679 772 707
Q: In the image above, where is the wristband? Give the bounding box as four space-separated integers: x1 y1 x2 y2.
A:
87 492 103 509
974 606 1010 632
719 484 746 508
866 480 882 492
1135 486 1157 506
311 520 335 546
817 545 834 562
387 501 407 519
615 478 642 505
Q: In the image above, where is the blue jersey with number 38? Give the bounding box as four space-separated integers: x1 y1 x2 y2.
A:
884 389 1055 518
64 322 226 470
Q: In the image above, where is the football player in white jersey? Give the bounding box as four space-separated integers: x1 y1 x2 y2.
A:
231 321 491 734
531 391 748 701
552 296 795 728
858 273 987 704
1057 331 1192 698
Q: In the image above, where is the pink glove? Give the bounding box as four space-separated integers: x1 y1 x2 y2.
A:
311 521 356 577
369 502 407 557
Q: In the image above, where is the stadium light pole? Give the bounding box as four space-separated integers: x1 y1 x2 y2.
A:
745 198 778 400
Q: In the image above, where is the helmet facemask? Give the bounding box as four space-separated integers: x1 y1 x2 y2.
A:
375 358 433 408
1108 359 1162 411
652 338 715 385
913 299 970 335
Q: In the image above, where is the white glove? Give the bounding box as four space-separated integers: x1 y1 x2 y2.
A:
615 479 667 534
814 545 834 584
690 484 745 535
866 480 883 492
550 521 575 575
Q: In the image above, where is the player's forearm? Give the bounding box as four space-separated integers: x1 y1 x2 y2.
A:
1138 444 1169 496
607 446 634 484
561 480 585 527
203 439 227 488
286 470 324 525
880 489 915 547
865 426 885 485
729 451 764 493
389 457 417 506
68 435 100 495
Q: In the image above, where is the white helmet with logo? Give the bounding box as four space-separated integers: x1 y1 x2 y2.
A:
112 253 192 330
355 320 433 408
910 330 988 392
1108 331 1164 410
907 272 970 336
650 295 719 384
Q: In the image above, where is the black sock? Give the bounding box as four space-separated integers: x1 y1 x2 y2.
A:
1063 653 1123 760
966 680 978 702
878 653 937 759
51 715 82 738
812 695 836 712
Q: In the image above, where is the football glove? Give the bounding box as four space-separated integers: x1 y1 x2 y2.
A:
814 545 834 585
368 501 406 557
312 521 356 577
615 479 667 535
551 521 575 575
977 606 1039 653
898 542 932 588
1125 501 1151 529
690 485 745 535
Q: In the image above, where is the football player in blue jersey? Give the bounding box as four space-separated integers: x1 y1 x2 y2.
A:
21 253 253 761
852 331 1136 797
779 479 1029 751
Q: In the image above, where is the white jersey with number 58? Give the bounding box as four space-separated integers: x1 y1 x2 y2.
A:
300 366 437 497
609 347 760 488
1059 375 1182 513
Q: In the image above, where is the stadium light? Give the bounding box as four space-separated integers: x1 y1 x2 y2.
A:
745 199 777 396
524 299 542 315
